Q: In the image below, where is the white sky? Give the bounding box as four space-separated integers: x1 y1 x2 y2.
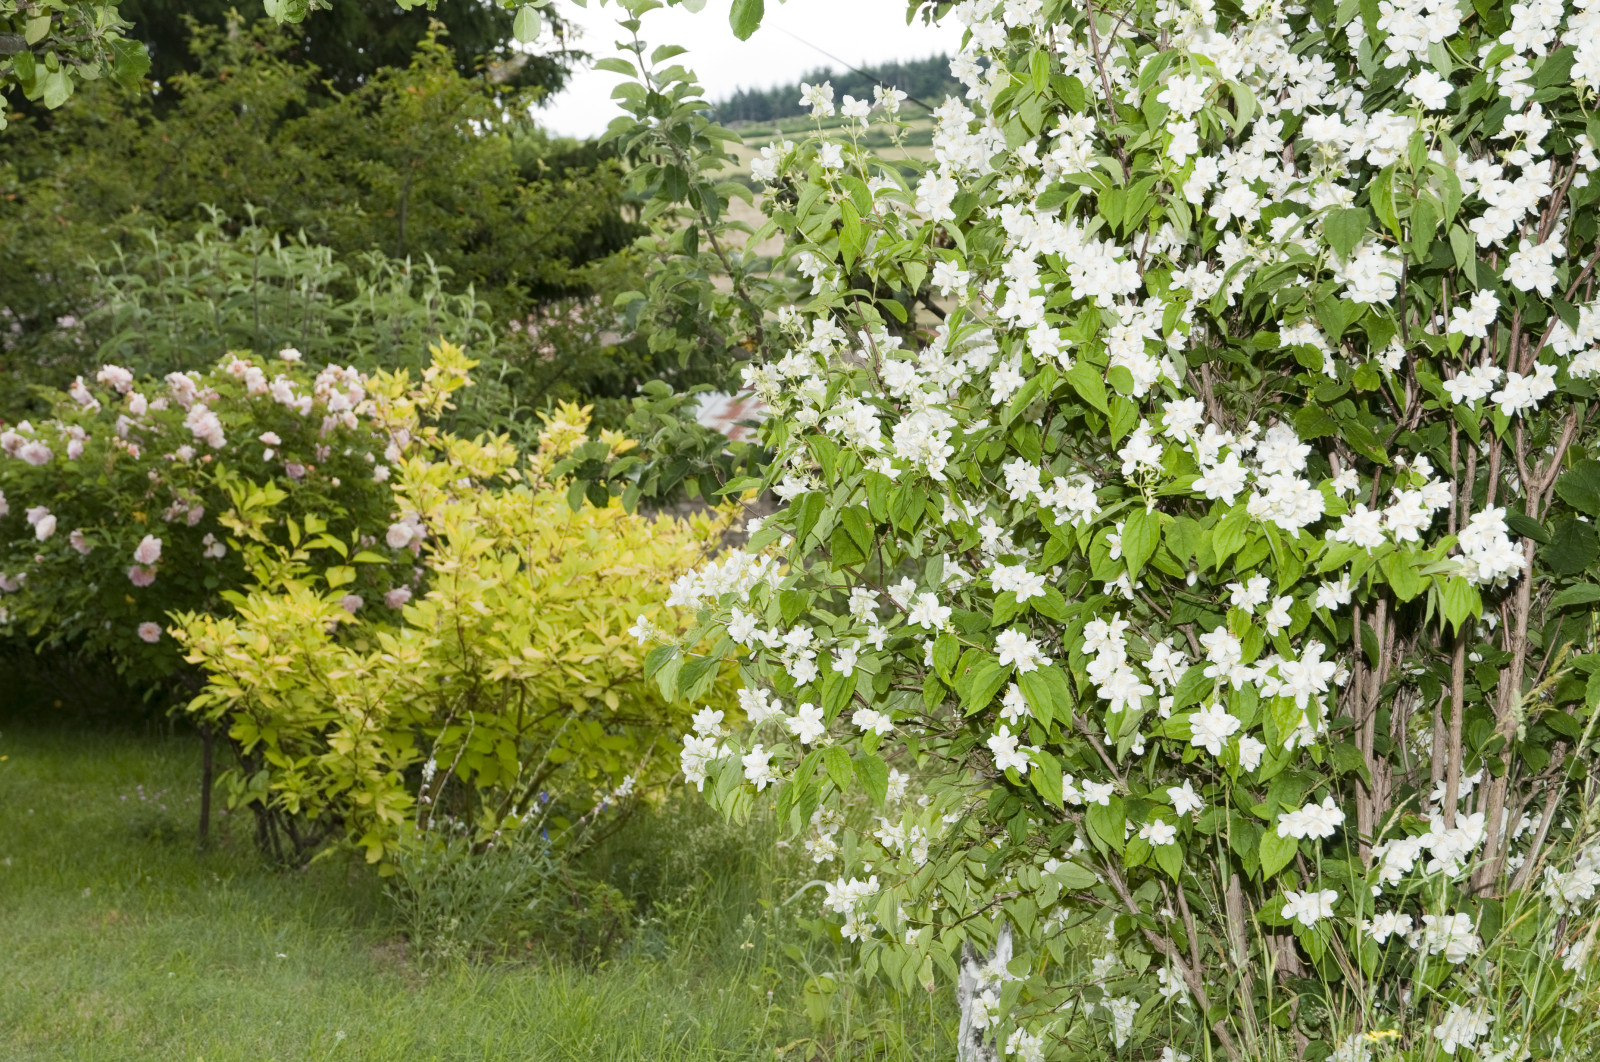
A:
536 0 962 138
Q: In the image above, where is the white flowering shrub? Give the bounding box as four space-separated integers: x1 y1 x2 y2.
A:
611 0 1600 1056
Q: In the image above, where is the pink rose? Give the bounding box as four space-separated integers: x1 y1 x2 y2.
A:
133 535 162 566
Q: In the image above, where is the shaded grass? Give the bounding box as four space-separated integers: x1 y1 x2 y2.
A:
0 725 951 1061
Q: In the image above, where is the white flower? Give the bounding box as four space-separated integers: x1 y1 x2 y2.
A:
1139 819 1178 846
1404 68 1452 109
1081 779 1115 805
1282 887 1338 926
1412 912 1482 963
691 707 725 738
799 81 836 118
852 708 893 735
995 629 1051 673
1276 795 1345 840
742 744 777 790
1189 704 1242 756
1167 780 1203 817
1363 910 1413 943
788 702 827 745
987 726 1033 774
1433 1001 1490 1055
137 621 162 643
908 592 952 630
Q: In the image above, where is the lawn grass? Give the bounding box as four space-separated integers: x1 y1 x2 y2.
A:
0 724 952 1061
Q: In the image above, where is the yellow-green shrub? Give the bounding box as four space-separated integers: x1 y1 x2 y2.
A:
174 402 736 866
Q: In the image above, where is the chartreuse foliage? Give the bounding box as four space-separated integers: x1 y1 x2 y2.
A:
578 0 1600 1058
172 401 738 867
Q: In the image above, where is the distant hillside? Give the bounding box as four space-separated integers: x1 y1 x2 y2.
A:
711 54 958 125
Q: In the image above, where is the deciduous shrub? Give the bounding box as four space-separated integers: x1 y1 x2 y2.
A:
0 342 448 687
608 0 1600 1057
173 402 738 866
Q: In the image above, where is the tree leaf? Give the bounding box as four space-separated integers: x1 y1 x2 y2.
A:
512 6 543 43
729 0 766 40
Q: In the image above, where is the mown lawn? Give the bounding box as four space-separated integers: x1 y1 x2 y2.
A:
0 725 950 1061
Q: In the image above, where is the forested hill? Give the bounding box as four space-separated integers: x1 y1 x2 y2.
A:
710 54 957 124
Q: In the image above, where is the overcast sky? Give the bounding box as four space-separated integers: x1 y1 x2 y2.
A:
536 0 962 139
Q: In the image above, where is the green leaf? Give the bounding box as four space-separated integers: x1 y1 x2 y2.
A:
1543 518 1598 576
1504 509 1550 544
1556 461 1600 517
840 200 865 270
1053 861 1099 889
512 5 543 42
853 753 889 805
1324 207 1370 258
1550 584 1600 610
791 491 825 546
1018 665 1073 728
729 0 765 40
1378 550 1425 602
1064 359 1109 414
1087 797 1125 853
958 657 1012 715
933 633 962 684
1368 166 1402 242
1153 839 1182 881
40 68 74 110
864 471 891 521
1259 828 1298 878
1029 748 1063 804
820 667 857 724
677 654 721 701
830 524 868 569
1437 577 1482 634
24 14 52 44
1212 507 1249 567
822 746 853 793
1170 665 1215 712
1122 507 1159 581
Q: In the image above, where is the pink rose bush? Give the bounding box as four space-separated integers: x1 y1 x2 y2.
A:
0 344 477 687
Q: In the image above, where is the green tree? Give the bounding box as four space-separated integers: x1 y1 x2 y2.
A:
118 0 574 97
0 18 652 418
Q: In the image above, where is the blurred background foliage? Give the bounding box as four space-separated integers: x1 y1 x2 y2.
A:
0 16 727 434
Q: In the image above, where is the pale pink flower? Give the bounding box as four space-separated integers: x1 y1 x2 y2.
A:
133 535 162 566
137 622 162 643
18 440 52 465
